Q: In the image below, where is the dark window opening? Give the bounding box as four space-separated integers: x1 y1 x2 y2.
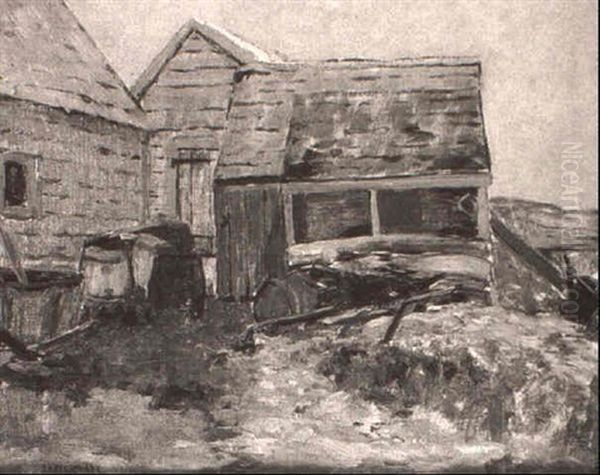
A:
4 161 27 207
377 187 478 238
293 190 372 243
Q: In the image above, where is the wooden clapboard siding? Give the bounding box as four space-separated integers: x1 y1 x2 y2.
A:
140 31 239 256
0 95 147 271
215 186 287 299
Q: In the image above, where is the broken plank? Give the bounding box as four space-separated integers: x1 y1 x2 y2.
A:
241 305 338 342
254 305 337 330
381 287 458 343
322 307 391 326
30 319 97 353
491 212 565 290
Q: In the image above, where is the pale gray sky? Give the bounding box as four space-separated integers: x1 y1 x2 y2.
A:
68 0 598 209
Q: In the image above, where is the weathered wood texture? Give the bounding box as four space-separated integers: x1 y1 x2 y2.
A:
0 0 143 128
283 248 492 313
215 186 287 299
377 187 478 237
292 190 372 243
491 212 565 290
131 19 278 100
217 179 492 299
253 270 320 321
174 160 216 254
217 61 490 181
0 96 147 271
141 31 239 255
0 285 82 345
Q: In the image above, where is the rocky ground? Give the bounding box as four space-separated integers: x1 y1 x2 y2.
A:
0 300 597 473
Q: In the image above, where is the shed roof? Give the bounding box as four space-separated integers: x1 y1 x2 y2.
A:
0 0 144 128
216 58 491 182
131 19 281 100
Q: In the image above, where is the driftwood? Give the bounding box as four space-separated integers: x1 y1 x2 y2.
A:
322 307 391 326
240 305 338 343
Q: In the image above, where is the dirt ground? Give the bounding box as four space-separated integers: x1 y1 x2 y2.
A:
0 300 597 473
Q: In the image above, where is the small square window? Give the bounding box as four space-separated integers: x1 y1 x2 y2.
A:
0 152 41 219
4 161 28 207
292 190 372 243
377 187 478 238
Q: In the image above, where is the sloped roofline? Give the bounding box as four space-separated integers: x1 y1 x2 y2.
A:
63 1 146 124
0 0 145 128
236 56 482 74
131 18 280 100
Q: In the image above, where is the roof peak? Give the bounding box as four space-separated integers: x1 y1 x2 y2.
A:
0 0 144 127
131 17 280 100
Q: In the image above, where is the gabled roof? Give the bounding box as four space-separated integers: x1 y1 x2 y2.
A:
0 0 143 128
132 19 281 100
216 58 491 182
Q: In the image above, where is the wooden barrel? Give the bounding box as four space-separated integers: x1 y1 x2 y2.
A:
252 271 319 322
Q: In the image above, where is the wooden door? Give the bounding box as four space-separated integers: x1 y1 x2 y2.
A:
175 161 215 255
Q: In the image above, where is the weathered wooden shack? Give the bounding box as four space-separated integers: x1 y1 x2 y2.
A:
1 3 496 312
0 0 148 272
214 60 494 300
131 19 279 294
0 0 148 339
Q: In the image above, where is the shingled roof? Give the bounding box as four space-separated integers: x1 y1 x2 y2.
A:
131 19 281 100
0 0 143 127
216 58 491 183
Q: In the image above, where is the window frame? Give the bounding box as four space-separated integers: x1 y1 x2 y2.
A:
290 189 373 244
0 152 41 219
282 175 491 248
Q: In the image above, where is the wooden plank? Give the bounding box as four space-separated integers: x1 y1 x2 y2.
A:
142 87 231 111
370 190 381 236
490 212 565 290
477 186 491 239
189 161 216 249
291 190 372 243
0 215 28 286
39 287 62 341
219 173 491 193
215 187 232 296
176 162 193 224
283 192 295 245
241 305 338 341
381 287 457 343
287 234 490 266
215 186 287 299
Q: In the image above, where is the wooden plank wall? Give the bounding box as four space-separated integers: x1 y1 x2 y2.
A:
215 186 287 299
141 31 238 231
377 187 478 238
0 96 147 271
292 190 372 243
